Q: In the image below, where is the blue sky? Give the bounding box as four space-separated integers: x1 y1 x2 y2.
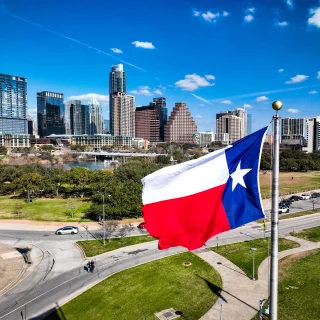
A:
1 0 320 132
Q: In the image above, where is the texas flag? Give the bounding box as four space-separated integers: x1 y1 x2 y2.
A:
141 126 268 251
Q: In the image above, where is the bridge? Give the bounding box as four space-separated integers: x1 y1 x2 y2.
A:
72 151 168 158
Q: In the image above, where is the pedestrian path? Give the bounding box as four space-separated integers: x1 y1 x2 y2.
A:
195 235 320 320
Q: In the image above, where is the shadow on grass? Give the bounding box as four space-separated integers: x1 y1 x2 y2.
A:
30 302 67 320
197 276 259 313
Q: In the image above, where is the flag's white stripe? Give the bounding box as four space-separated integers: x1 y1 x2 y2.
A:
142 148 230 205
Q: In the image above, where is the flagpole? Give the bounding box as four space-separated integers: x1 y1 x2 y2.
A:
270 100 282 320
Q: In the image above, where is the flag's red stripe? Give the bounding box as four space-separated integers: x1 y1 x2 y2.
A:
142 184 231 250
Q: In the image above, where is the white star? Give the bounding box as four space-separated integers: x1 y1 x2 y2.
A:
230 161 252 191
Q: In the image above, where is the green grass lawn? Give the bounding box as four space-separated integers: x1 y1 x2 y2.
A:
46 252 222 320
77 235 157 257
252 249 320 320
290 226 320 242
0 196 91 222
212 238 300 279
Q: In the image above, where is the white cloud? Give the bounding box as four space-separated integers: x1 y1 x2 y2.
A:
243 103 253 108
110 48 122 54
223 11 229 17
276 21 288 27
130 86 152 96
199 104 205 107
131 41 155 49
244 14 254 22
27 107 37 119
220 100 232 105
308 7 320 28
195 115 203 119
309 90 318 94
175 74 215 91
205 74 215 80
256 96 269 102
285 74 309 84
191 93 213 105
193 10 200 17
317 71 320 79
248 8 255 13
288 108 300 114
202 11 220 22
154 89 162 95
68 93 109 106
278 68 284 73
285 0 293 8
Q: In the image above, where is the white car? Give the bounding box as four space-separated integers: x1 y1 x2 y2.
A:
278 207 290 214
55 226 79 235
300 194 311 200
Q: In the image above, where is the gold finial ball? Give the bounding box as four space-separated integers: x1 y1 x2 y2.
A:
272 100 283 111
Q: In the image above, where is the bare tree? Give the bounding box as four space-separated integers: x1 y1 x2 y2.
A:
118 223 134 239
67 199 79 219
13 201 24 216
105 220 120 242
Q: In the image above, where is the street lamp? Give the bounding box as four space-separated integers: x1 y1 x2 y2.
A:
251 248 257 280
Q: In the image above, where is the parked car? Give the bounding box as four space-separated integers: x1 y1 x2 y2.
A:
55 226 79 235
311 192 320 198
279 200 291 207
300 194 311 200
278 207 290 214
288 195 302 202
137 222 146 229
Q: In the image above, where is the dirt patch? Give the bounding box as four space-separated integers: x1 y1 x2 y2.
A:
279 250 318 280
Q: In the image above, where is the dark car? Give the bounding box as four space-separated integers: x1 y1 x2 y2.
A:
288 195 302 202
137 222 146 229
311 192 320 198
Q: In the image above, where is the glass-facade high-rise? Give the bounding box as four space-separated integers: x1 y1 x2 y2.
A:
37 91 65 137
109 64 126 135
65 100 90 135
88 97 104 135
153 97 167 141
0 73 28 134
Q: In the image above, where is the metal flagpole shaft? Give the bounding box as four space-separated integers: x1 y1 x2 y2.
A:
103 194 106 246
270 100 282 320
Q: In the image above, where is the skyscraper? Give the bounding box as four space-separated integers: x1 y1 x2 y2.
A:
216 108 247 144
88 97 104 135
164 102 197 143
37 91 65 137
247 113 252 135
306 116 320 153
152 97 167 141
135 105 160 142
111 92 135 137
65 100 90 135
109 64 126 134
0 73 28 134
281 117 306 145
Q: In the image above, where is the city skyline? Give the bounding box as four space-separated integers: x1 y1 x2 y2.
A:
1 0 320 133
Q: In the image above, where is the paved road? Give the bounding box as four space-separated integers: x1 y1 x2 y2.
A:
0 213 320 320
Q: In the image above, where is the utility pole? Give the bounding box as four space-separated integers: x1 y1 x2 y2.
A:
270 100 283 320
103 194 105 246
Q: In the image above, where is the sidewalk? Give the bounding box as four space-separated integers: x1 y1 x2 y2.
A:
0 243 25 295
196 235 320 320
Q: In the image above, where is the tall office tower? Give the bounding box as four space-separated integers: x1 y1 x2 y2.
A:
216 113 241 144
111 92 135 137
247 113 252 135
37 91 65 137
65 100 90 135
152 97 167 141
135 105 160 142
88 97 104 135
164 102 197 143
216 108 247 144
109 64 126 134
281 117 306 145
104 119 110 134
0 73 28 134
27 116 36 135
306 116 320 153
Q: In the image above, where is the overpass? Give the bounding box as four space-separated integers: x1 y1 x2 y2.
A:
72 151 168 159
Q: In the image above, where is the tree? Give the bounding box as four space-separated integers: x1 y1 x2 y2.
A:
66 198 79 219
68 167 91 198
0 146 7 155
118 223 134 238
13 172 44 202
13 201 24 216
155 155 170 165
104 220 120 242
50 167 67 197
